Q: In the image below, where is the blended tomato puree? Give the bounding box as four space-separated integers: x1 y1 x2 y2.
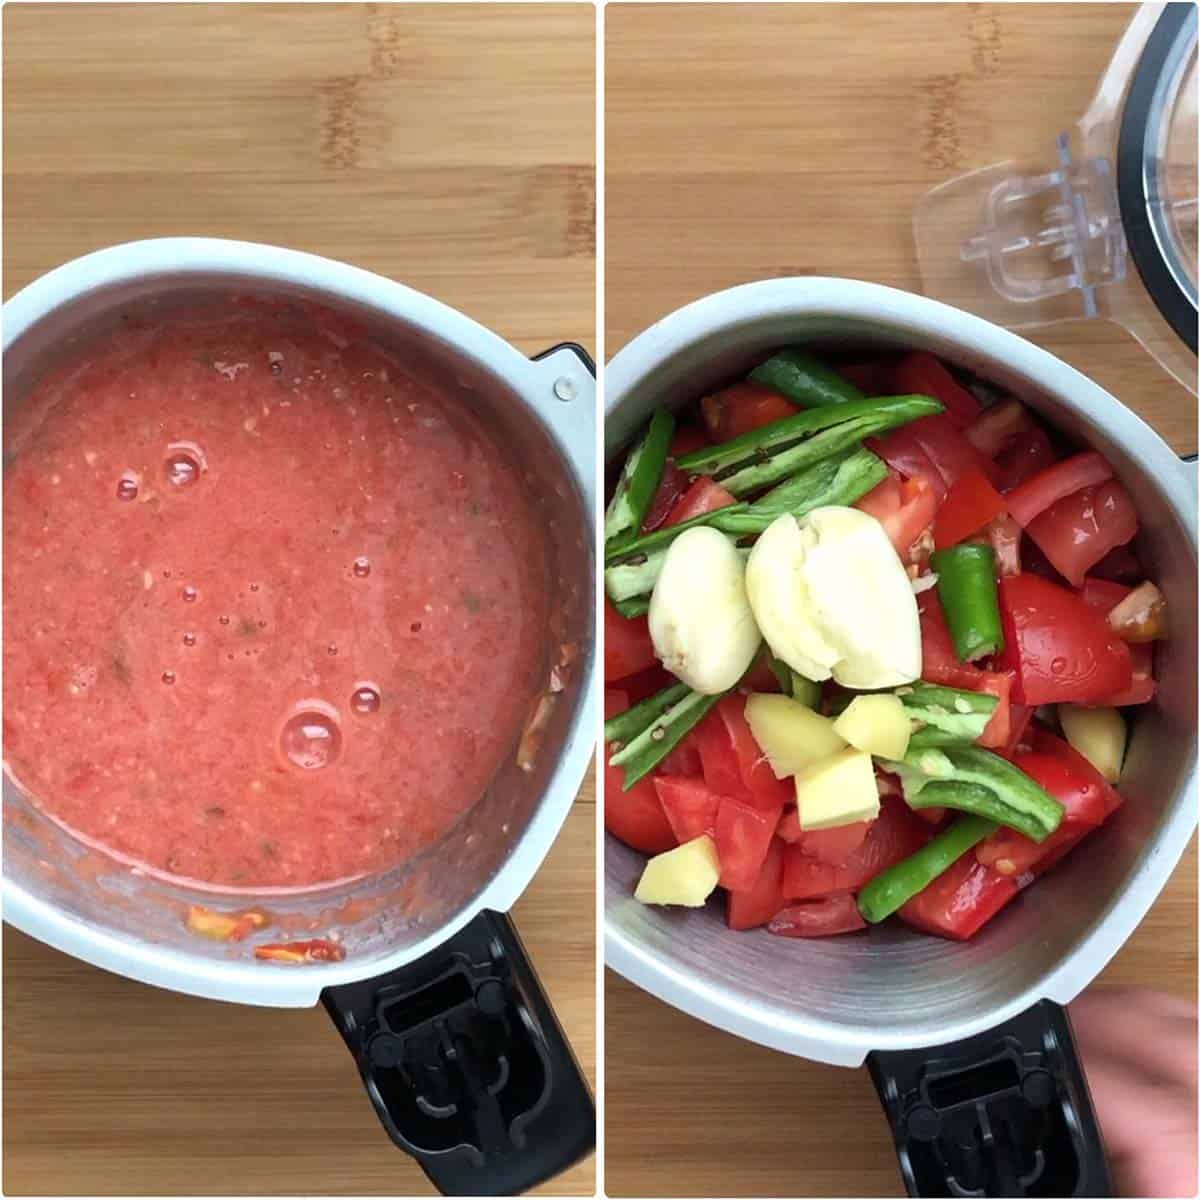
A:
3 298 550 888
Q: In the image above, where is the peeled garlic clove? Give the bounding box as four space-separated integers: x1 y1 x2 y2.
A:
745 507 921 690
649 525 760 694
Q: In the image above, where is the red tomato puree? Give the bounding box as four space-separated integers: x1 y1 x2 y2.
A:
3 298 550 888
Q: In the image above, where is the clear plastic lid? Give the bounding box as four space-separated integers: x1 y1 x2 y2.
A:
914 2 1198 394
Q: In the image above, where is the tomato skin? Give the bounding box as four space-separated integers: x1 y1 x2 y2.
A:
898 852 1018 940
855 471 939 560
726 837 787 930
1025 479 1138 587
604 598 658 681
604 757 676 855
694 695 793 812
653 775 720 843
869 428 949 503
993 426 1056 493
994 574 1133 705
715 795 780 891
1005 452 1114 528
933 468 1008 550
796 820 873 866
662 477 738 527
768 894 867 938
642 427 714 532
889 352 982 429
782 799 929 900
700 382 798 443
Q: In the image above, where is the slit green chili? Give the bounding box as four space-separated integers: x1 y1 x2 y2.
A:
749 349 866 409
604 407 675 552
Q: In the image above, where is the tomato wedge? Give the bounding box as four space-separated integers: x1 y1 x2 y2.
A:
663 476 738 527
933 468 1007 549
726 837 787 930
604 689 676 854
715 795 780 891
700 381 798 442
897 852 1018 940
909 413 995 490
868 429 949 503
994 573 1132 705
693 695 793 811
889 352 982 429
604 598 658 681
768 894 867 938
855 471 939 560
653 775 720 843
782 799 929 900
1025 479 1138 587
1005 452 1114 528
796 820 873 866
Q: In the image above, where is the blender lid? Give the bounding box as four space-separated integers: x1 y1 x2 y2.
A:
914 2 1198 393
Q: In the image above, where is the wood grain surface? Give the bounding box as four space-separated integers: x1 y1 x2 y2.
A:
2 5 595 1196
604 4 1197 1197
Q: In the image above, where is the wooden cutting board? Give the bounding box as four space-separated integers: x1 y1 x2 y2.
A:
2 5 595 1195
605 4 1196 1196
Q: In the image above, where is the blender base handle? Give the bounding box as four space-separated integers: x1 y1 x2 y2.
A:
321 910 594 1196
867 999 1112 1198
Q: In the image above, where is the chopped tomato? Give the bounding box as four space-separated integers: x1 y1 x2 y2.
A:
917 592 1013 747
663 477 738 527
855 471 939 560
740 650 784 694
1085 639 1156 706
889 351 982 429
796 820 873 866
782 798 929 900
976 741 1118 877
604 598 658 681
994 574 1133 705
909 413 995 490
993 426 1057 493
726 837 787 930
768 894 867 938
658 739 704 777
700 381 798 442
613 663 675 705
693 695 793 811
714 795 780 891
869 428 949 503
604 697 676 854
1030 727 1123 819
898 852 1018 940
933 468 1007 550
1079 576 1132 613
1005 452 1114 528
1025 479 1138 587
1001 702 1035 755
836 359 896 394
642 426 713 531
653 776 720 844
1089 541 1143 583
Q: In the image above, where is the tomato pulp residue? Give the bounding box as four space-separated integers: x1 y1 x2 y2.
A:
3 299 550 888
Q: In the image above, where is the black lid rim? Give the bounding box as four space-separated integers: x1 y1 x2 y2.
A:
1116 1 1198 355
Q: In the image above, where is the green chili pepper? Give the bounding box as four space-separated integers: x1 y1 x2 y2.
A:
603 681 690 747
710 398 943 497
674 394 941 484
604 446 884 569
880 746 1064 842
826 682 998 748
857 814 998 924
749 349 866 408
930 543 1005 662
609 689 724 789
604 407 674 552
